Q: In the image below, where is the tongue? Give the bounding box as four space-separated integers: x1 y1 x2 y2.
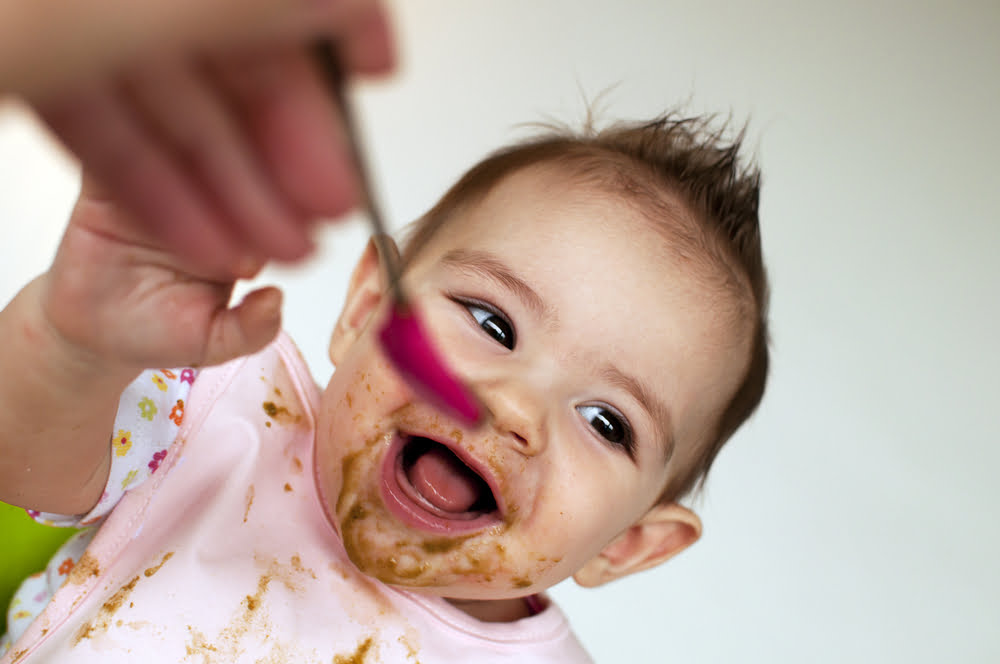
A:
407 446 482 513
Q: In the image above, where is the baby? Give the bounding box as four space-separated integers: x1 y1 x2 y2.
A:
0 113 768 663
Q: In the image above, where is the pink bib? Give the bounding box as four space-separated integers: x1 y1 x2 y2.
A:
3 334 590 664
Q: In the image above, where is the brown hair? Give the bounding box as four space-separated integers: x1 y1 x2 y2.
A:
400 112 769 503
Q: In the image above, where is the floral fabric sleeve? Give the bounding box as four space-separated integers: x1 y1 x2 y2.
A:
28 367 197 528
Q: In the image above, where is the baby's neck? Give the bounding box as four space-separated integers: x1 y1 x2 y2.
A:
445 596 536 622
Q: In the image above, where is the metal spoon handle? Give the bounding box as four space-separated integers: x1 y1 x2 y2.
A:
312 41 404 300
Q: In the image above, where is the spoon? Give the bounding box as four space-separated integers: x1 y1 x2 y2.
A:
313 43 483 425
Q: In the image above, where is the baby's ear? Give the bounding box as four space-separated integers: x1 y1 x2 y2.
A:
573 503 702 588
328 235 399 364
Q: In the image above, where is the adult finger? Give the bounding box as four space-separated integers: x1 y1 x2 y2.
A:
2 0 394 99
210 45 360 222
36 82 252 278
201 286 283 366
330 2 396 76
123 59 314 262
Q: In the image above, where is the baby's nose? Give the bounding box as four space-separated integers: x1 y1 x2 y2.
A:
481 382 546 457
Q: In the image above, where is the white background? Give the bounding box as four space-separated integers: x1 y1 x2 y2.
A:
1 1 998 662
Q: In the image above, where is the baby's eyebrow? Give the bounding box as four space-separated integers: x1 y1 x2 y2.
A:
600 364 675 463
440 249 550 320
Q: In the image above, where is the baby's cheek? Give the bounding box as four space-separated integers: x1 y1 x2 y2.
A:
315 368 392 512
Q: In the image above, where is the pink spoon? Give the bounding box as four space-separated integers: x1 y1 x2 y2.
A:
314 44 483 425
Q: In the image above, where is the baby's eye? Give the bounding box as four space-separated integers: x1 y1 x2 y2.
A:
576 404 634 455
461 300 516 350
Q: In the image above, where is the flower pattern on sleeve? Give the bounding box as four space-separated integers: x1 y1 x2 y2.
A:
113 430 133 457
77 368 196 525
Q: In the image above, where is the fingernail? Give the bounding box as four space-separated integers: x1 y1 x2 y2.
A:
234 254 265 279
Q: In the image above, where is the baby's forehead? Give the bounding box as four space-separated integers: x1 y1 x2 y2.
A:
411 160 752 328
438 164 751 343
475 168 725 282
514 164 754 321
402 157 695 265
498 163 705 243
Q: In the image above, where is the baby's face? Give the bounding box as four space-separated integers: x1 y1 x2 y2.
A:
314 166 748 600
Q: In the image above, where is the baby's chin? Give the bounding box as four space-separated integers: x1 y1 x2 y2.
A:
336 491 568 598
349 555 560 602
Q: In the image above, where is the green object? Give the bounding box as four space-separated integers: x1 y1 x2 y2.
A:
0 501 78 635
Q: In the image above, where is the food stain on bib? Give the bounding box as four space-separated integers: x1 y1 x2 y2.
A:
72 575 140 645
243 485 255 523
333 636 374 664
66 552 100 585
262 401 301 423
143 551 175 578
182 555 319 662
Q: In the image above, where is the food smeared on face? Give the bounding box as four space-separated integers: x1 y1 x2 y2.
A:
331 409 560 593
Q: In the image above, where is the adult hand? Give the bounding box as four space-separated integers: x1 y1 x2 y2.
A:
2 0 395 277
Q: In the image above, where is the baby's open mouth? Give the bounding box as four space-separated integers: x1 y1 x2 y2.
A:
380 434 502 535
